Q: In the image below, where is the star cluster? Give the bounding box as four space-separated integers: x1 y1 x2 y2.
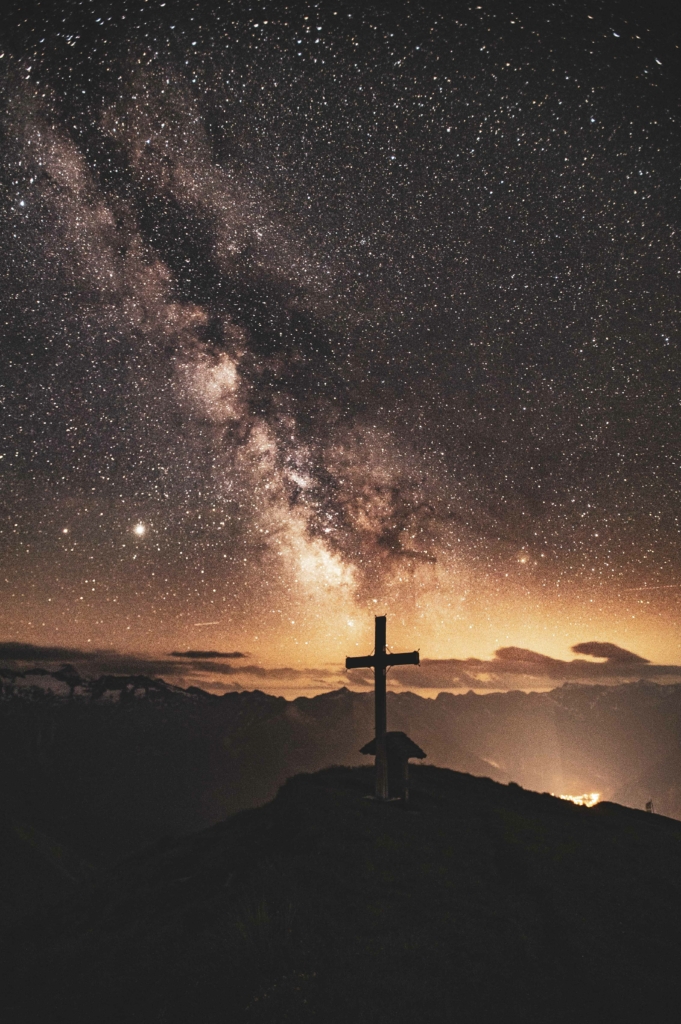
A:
1 0 680 673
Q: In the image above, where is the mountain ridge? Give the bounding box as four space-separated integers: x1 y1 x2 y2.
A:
1 674 680 912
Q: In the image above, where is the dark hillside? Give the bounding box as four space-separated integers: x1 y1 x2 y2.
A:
0 817 84 927
5 766 681 1024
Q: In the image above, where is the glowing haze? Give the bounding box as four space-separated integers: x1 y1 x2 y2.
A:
1 0 680 692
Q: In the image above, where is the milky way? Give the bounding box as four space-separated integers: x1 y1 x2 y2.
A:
1 0 680 679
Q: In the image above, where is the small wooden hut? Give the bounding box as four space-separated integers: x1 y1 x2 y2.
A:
360 731 426 802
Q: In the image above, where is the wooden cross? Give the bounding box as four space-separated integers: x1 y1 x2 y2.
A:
346 615 419 800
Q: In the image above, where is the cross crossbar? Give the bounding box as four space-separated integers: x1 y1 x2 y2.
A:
345 650 419 670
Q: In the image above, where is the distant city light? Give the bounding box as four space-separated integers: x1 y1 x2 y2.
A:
556 792 600 807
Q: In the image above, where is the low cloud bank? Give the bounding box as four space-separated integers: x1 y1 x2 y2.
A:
570 642 649 663
0 642 92 662
0 641 347 693
1 640 679 694
170 650 246 659
388 643 679 690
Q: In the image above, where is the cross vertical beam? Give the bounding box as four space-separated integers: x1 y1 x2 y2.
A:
345 615 419 801
374 615 388 801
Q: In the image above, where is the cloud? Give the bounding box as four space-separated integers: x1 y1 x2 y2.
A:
0 641 243 681
170 650 246 659
0 640 351 692
494 647 561 665
383 644 679 690
571 642 649 663
385 661 480 690
0 642 96 662
3 639 679 696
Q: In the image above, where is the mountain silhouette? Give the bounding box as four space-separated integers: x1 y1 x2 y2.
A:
2 673 681 902
4 766 681 1024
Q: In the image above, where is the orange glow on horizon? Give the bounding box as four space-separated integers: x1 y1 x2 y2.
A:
556 793 601 807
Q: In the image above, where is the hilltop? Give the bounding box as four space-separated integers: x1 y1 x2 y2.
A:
4 765 681 1024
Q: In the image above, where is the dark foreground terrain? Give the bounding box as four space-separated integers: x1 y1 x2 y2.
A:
4 765 681 1024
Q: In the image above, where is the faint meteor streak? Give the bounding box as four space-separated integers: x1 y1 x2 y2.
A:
193 621 221 626
623 584 681 592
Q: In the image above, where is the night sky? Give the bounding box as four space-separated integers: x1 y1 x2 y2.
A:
1 0 680 688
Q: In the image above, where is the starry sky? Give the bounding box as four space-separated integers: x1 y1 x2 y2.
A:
1 0 680 690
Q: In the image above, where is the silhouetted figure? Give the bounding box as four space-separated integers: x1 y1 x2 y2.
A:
346 615 420 800
646 799 655 813
360 731 426 802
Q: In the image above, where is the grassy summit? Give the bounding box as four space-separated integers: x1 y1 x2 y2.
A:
5 766 681 1023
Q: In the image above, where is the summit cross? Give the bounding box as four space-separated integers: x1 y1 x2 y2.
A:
346 615 419 800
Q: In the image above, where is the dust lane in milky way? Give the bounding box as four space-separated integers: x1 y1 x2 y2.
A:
1 0 680 673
